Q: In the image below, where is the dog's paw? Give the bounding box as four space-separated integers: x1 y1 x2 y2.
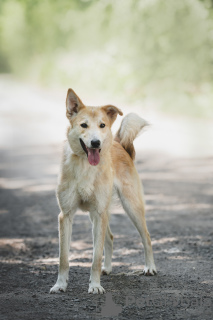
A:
126 264 157 277
50 282 67 294
142 265 157 276
88 284 105 294
101 266 112 275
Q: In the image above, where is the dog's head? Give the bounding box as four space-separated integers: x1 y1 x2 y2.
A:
66 88 123 166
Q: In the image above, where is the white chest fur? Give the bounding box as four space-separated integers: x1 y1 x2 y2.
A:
64 144 99 200
75 164 98 202
60 142 111 213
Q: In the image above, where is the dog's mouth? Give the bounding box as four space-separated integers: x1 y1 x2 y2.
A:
80 139 101 166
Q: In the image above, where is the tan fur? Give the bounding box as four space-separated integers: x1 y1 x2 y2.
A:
50 89 156 295
115 113 149 160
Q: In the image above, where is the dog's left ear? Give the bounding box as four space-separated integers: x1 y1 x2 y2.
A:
101 105 123 125
66 88 85 121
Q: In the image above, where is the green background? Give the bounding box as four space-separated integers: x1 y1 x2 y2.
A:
0 0 213 117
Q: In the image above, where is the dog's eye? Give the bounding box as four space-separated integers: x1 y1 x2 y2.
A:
81 123 88 128
100 123 105 128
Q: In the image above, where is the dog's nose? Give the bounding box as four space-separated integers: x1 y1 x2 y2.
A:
91 139 100 148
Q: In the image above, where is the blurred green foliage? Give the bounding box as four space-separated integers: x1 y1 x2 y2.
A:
0 0 213 117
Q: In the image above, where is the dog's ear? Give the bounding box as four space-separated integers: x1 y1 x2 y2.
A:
66 88 85 120
101 105 123 125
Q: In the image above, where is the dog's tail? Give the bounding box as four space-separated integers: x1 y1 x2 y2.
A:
115 113 149 160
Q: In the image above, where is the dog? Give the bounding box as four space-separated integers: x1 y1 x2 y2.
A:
50 88 157 294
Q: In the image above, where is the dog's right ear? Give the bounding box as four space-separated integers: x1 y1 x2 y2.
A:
66 88 85 120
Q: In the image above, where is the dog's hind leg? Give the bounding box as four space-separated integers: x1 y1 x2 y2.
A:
117 175 157 276
102 221 113 275
50 212 74 293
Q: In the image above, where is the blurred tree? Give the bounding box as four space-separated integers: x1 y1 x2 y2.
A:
0 0 212 117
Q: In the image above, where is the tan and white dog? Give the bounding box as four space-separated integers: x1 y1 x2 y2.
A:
50 88 157 295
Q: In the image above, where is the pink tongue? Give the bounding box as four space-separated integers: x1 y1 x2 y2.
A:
88 148 100 166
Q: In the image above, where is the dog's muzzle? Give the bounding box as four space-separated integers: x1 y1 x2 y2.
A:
79 138 101 166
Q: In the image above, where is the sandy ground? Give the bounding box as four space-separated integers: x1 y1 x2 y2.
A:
0 77 213 319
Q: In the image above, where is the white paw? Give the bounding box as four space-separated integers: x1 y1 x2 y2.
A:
50 281 67 293
88 284 105 294
126 264 157 277
142 264 157 276
101 266 112 275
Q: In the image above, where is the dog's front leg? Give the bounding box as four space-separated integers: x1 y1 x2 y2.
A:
89 211 107 294
50 212 73 293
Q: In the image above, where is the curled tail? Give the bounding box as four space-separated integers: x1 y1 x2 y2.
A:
115 113 148 160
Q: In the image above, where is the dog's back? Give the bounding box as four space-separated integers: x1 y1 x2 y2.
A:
115 113 148 160
111 113 148 194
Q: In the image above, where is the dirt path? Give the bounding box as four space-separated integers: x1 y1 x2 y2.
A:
0 144 212 320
